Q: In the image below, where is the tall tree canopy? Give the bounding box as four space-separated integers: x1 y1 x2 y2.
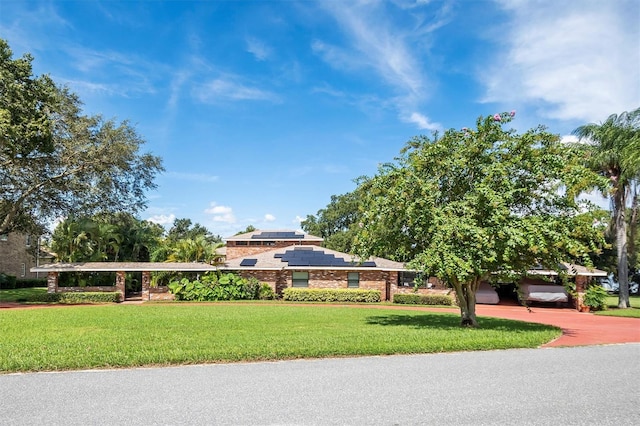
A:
166 218 221 243
51 213 164 262
573 107 640 308
354 112 607 326
301 191 362 253
0 38 163 236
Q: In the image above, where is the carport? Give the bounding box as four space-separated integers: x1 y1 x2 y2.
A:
31 262 217 301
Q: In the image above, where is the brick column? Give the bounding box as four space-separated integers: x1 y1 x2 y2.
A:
47 272 58 294
574 275 588 310
141 271 150 301
115 271 126 302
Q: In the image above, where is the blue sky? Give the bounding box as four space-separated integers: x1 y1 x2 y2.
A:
1 0 639 238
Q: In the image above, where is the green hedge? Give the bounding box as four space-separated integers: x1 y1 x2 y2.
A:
393 293 454 306
282 288 381 303
0 273 17 289
15 278 47 288
28 292 120 304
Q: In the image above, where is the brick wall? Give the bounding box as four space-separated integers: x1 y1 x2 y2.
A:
235 268 393 299
57 286 117 292
149 287 175 301
226 241 322 260
0 233 37 278
235 270 282 295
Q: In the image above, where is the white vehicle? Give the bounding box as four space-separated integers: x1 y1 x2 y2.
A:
597 274 639 294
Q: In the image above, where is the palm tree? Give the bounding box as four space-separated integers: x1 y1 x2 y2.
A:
573 107 640 308
51 216 95 262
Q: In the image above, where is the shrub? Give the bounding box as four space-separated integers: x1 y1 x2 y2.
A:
168 272 265 301
282 288 381 303
583 284 608 311
0 273 17 289
28 292 120 304
393 293 454 306
15 278 47 288
258 283 276 300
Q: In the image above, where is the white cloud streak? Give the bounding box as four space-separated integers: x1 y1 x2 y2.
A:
246 37 272 61
482 0 640 123
315 1 446 130
407 112 441 131
193 77 279 103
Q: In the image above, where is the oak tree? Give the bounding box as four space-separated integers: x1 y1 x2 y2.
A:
0 38 163 236
354 112 607 326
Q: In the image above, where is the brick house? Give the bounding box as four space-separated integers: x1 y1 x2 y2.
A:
0 232 51 279
220 230 407 301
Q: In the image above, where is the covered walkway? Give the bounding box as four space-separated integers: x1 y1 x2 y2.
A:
30 262 217 301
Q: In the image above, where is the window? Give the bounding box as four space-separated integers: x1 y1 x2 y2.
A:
292 271 309 287
249 241 262 246
26 235 32 247
263 241 275 246
235 241 248 246
0 234 7 241
21 263 26 277
348 272 360 288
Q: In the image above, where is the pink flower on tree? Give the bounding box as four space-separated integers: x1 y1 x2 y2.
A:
510 110 516 117
493 113 501 121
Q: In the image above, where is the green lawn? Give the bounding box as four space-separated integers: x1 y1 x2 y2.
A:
0 304 560 373
0 287 47 303
594 295 640 318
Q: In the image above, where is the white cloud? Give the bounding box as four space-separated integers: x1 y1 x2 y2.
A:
147 213 176 226
205 202 236 223
407 112 441 131
560 135 579 144
246 37 272 61
293 215 305 224
193 77 279 103
482 0 640 123
264 213 276 222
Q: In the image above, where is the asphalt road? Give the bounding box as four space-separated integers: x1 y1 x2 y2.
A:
1 344 639 425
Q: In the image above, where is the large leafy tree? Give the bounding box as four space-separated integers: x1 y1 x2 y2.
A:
301 191 362 253
354 113 607 326
573 108 640 308
0 38 163 236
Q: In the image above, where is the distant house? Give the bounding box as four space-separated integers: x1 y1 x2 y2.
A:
220 230 407 301
0 232 51 279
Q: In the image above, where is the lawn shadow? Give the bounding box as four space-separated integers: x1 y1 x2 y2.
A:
365 313 555 332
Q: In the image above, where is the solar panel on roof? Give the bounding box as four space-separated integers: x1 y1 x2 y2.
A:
251 231 304 239
240 259 258 267
276 248 376 268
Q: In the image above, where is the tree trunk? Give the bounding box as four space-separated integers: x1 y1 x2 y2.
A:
614 184 630 309
453 280 479 327
629 185 638 271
